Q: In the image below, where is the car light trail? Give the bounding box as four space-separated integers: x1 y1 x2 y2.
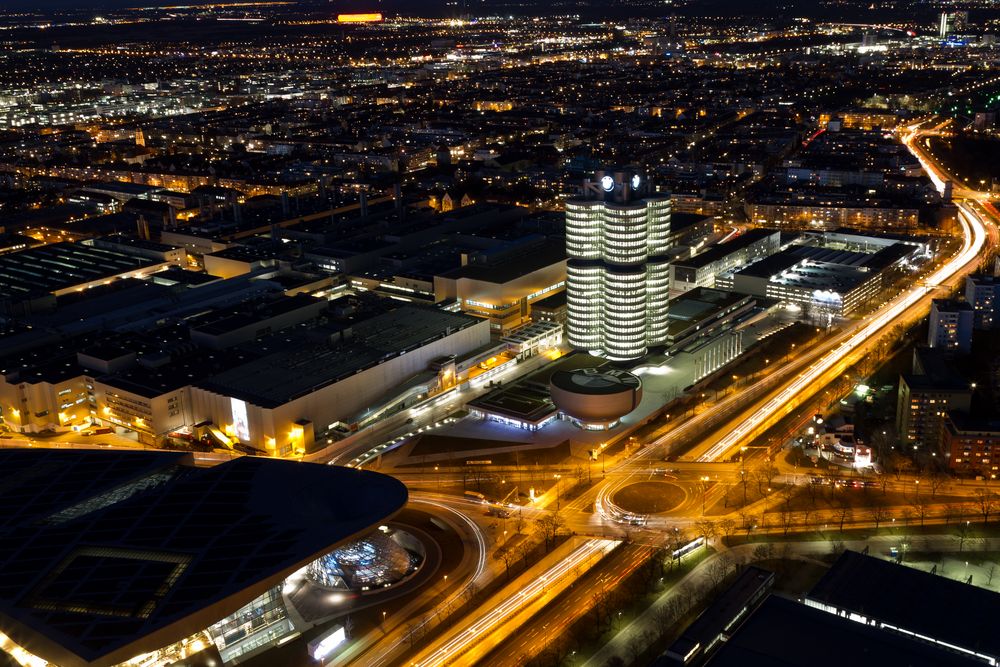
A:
697 201 986 462
414 538 619 667
358 495 490 667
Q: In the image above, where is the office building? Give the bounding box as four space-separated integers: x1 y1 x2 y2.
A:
565 169 671 361
718 240 918 320
965 274 1000 329
433 237 567 334
669 229 781 294
0 449 407 667
928 299 973 353
940 11 970 39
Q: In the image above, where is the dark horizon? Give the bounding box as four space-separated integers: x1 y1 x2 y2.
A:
0 0 955 21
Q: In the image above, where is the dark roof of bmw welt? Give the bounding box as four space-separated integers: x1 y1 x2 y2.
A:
0 449 407 667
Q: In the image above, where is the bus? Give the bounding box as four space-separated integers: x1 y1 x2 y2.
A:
463 491 487 503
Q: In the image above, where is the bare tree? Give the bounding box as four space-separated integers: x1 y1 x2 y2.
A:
718 518 737 543
928 470 948 498
539 511 566 550
627 636 645 663
911 498 929 527
707 558 730 589
695 519 718 544
779 506 795 536
876 471 890 495
753 542 776 561
868 503 890 530
976 490 999 527
958 520 973 551
835 504 853 533
806 479 820 507
498 547 515 579
518 541 532 568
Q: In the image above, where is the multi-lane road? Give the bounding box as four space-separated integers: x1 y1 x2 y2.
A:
360 120 1000 666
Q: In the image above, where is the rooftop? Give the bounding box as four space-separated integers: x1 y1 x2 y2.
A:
807 550 1000 662
0 449 406 667
709 595 982 667
199 306 483 407
0 242 162 302
674 228 780 270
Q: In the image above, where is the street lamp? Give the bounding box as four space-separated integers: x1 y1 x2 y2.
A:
553 474 562 510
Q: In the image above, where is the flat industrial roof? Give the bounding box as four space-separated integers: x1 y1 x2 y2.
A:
0 450 406 667
468 383 557 423
0 242 161 301
673 228 779 270
708 595 982 667
668 287 751 322
735 241 915 292
199 306 483 407
807 550 1000 661
439 238 566 284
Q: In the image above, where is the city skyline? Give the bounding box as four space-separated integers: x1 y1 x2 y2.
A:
0 1 999 666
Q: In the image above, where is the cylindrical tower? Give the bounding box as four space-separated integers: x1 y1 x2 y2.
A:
564 170 671 361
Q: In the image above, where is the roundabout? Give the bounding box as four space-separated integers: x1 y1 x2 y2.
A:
610 481 686 515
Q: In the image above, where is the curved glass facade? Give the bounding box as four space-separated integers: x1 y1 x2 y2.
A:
566 173 671 361
306 531 420 591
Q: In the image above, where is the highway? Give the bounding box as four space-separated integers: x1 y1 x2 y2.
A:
696 199 986 462
343 117 999 667
482 543 655 667
408 537 620 667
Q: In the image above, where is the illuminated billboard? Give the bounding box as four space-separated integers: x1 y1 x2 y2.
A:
231 398 250 442
337 13 383 23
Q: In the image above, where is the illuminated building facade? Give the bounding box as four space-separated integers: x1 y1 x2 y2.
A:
927 299 973 354
965 274 1000 330
940 10 969 39
565 170 671 361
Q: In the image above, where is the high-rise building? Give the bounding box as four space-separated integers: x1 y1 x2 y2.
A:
940 10 970 39
897 348 973 451
965 274 1000 329
565 169 671 361
927 298 973 353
